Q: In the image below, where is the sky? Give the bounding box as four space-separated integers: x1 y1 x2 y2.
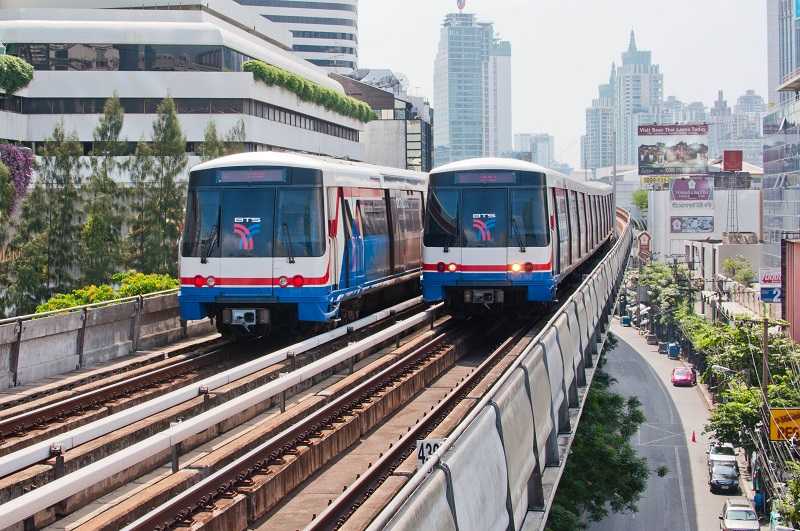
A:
358 0 768 168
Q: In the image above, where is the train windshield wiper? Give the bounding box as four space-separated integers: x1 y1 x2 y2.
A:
282 223 296 264
200 205 221 264
511 218 526 253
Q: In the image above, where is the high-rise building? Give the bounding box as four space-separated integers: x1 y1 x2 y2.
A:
614 31 663 166
583 65 616 172
234 0 359 74
488 39 512 156
433 12 511 165
512 133 554 169
709 89 765 165
767 0 796 107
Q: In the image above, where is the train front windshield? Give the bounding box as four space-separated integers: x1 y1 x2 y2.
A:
181 166 325 259
424 170 549 248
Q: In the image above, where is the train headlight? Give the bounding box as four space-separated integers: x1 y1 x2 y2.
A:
436 262 446 272
292 275 305 288
278 276 289 288
524 262 535 273
447 263 457 273
510 263 522 273
206 276 216 287
193 275 206 288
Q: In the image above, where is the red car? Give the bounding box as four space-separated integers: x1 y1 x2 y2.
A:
671 367 697 387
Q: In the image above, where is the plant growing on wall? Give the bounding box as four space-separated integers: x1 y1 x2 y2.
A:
243 60 377 123
0 143 35 214
0 55 34 95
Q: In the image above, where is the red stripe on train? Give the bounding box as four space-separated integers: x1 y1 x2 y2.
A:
422 262 551 272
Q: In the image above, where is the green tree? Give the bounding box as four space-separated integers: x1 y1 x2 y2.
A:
224 118 247 155
199 120 225 161
547 338 650 530
39 120 84 292
722 255 756 285
144 97 187 275
631 189 648 211
80 94 126 284
125 141 154 271
0 55 34 95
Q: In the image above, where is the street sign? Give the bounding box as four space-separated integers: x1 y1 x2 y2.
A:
723 150 743 172
762 287 783 304
416 438 445 469
770 408 800 441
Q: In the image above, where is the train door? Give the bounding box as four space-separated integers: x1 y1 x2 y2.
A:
461 188 508 277
218 188 275 296
554 188 570 275
340 188 365 288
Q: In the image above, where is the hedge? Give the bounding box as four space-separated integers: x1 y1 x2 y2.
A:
0 55 34 95
243 60 378 123
35 272 179 313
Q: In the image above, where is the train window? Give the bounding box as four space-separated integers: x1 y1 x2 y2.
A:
461 189 507 248
358 198 389 237
275 188 325 257
221 188 275 258
567 191 579 264
591 196 598 246
510 188 548 247
554 188 570 269
424 188 459 247
577 193 586 257
182 189 221 258
390 190 423 270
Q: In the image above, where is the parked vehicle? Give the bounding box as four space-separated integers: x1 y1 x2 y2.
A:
719 497 759 530
622 315 632 327
658 341 668 353
710 463 740 494
668 342 680 359
671 367 696 387
708 443 738 470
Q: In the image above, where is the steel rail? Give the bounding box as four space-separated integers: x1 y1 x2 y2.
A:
307 321 533 530
0 296 423 480
0 301 439 527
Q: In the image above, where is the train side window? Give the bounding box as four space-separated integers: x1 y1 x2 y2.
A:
577 192 586 257
358 197 389 237
567 190 579 264
554 188 570 270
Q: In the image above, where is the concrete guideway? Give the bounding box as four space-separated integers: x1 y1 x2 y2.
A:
589 322 769 531
368 210 633 531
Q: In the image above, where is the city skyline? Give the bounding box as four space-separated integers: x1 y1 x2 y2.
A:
359 0 767 168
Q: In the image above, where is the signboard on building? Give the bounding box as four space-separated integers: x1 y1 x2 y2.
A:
723 150 743 172
637 124 709 176
670 216 714 234
640 175 671 191
761 268 783 304
770 408 800 441
638 231 652 263
670 176 714 201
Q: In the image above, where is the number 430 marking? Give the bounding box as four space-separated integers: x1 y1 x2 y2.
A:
416 438 445 469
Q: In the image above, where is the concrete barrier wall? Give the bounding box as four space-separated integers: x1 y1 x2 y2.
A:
381 211 634 531
0 291 214 388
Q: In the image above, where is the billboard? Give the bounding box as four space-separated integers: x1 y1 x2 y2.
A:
671 176 713 201
638 124 709 176
670 216 714 233
640 175 670 191
761 268 783 304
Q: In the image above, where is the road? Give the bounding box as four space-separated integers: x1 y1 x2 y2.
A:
586 321 733 531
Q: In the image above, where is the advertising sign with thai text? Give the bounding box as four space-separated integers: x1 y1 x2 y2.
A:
670 216 714 234
770 408 800 441
638 124 709 176
760 268 783 304
671 176 714 201
640 175 670 191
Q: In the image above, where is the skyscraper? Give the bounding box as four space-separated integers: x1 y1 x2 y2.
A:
583 65 616 172
766 0 795 107
614 31 663 166
234 0 359 74
433 12 511 165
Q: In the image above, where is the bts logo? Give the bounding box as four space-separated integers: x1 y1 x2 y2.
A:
233 219 261 251
472 213 496 242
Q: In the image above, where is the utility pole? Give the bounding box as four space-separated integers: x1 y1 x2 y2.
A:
762 315 770 402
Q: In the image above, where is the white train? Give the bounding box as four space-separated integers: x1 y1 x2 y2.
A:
422 158 614 308
179 152 427 337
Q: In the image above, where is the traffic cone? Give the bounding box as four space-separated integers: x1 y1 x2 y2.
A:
691 431 696 443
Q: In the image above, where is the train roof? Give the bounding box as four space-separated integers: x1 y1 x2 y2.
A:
431 157 611 195
191 151 428 191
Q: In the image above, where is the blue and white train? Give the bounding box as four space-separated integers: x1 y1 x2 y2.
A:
422 158 614 309
179 152 427 337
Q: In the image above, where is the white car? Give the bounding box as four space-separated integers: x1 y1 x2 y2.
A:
709 443 738 469
719 498 760 531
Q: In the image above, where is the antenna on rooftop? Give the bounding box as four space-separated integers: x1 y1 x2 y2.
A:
457 0 466 12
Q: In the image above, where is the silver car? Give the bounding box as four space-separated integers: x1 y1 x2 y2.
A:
719 497 760 531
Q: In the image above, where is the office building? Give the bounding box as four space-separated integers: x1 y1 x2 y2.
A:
767 0 795 107
0 0 365 176
334 72 433 172
513 133 555 169
582 66 616 172
234 0 358 74
433 12 511 165
708 90 765 165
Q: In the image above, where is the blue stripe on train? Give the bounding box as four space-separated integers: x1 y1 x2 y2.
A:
179 285 334 322
422 271 557 303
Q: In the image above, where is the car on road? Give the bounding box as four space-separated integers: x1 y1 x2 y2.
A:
708 443 738 470
671 367 697 386
709 462 740 494
719 497 760 530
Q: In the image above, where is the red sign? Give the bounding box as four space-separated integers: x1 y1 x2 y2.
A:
723 150 743 172
638 231 652 262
